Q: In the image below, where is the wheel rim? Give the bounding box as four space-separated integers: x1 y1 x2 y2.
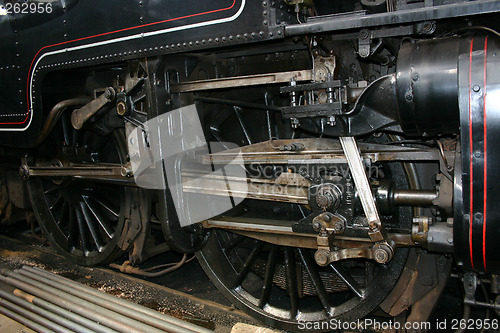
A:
28 123 126 266
197 231 408 330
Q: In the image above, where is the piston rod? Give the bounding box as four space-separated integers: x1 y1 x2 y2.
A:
393 189 437 206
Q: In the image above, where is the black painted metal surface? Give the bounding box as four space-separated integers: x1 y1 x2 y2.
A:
455 35 500 274
396 37 461 136
0 0 288 145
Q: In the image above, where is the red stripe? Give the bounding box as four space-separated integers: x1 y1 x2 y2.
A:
0 0 238 125
483 36 488 272
468 38 475 270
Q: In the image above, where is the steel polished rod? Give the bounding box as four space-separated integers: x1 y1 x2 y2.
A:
0 305 56 333
0 296 71 333
0 273 158 333
20 266 210 333
393 189 437 206
0 289 92 333
13 289 118 333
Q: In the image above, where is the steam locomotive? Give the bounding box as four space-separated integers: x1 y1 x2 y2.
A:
1 0 500 330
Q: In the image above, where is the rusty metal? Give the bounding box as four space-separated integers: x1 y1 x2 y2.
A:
314 247 375 266
232 230 415 249
203 138 448 165
232 230 318 249
312 212 345 234
71 87 115 130
203 216 415 247
109 255 188 277
33 98 90 147
412 216 431 245
20 158 133 185
194 97 282 112
171 70 313 93
117 188 151 265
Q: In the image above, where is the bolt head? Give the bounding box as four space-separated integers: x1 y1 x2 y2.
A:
359 29 369 39
368 221 378 231
312 221 322 231
374 248 389 263
322 213 331 222
104 88 113 99
314 250 329 266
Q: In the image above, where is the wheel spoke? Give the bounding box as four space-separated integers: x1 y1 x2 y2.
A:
258 245 278 308
223 235 246 252
58 201 70 227
67 205 78 249
298 249 332 314
83 196 114 239
75 205 91 255
44 186 59 196
233 106 252 145
49 193 63 211
92 196 119 218
284 247 299 319
29 122 126 265
330 263 365 299
231 241 264 289
79 200 104 252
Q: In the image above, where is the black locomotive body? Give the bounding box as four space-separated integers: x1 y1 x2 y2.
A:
1 0 500 331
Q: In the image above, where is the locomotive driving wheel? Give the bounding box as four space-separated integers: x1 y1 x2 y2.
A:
198 234 409 330
194 90 413 331
28 114 127 266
